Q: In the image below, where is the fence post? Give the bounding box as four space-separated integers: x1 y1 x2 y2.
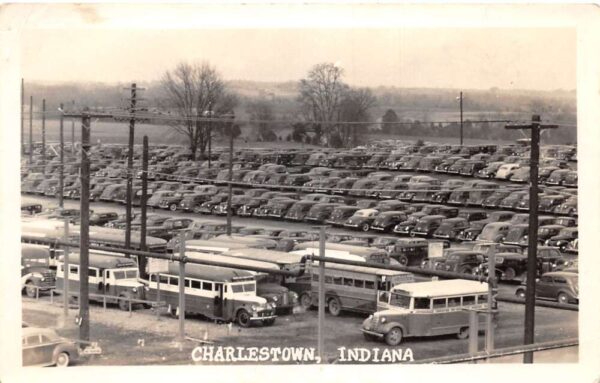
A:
486 253 496 356
178 232 186 343
63 218 70 319
468 311 479 360
103 295 106 311
317 226 326 363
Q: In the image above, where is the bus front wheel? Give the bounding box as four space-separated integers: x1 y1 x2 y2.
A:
327 297 341 316
118 295 130 311
299 293 312 309
237 309 251 328
263 318 276 326
384 327 403 346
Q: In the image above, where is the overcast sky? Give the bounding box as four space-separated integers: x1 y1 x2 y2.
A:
21 28 575 91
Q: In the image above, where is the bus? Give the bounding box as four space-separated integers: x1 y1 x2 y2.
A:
185 251 298 314
306 263 415 316
222 248 310 302
21 218 167 268
55 251 147 311
361 279 489 346
293 241 390 264
21 244 56 298
145 262 276 327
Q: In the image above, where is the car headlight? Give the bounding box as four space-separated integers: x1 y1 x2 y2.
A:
380 317 387 323
272 296 278 302
291 292 298 302
40 277 45 282
251 305 258 311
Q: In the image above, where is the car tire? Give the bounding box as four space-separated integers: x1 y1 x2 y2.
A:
55 352 70 367
299 293 312 309
384 327 403 346
360 223 370 232
169 204 178 211
557 292 569 304
25 282 37 298
237 309 251 328
457 326 470 339
327 297 342 317
397 255 409 266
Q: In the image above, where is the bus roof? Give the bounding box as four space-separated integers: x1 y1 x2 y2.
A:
213 235 277 248
167 261 255 282
74 226 167 246
21 218 65 238
186 251 279 273
223 248 306 265
324 263 414 278
63 252 138 269
186 239 249 252
293 241 385 255
392 279 489 297
21 244 50 259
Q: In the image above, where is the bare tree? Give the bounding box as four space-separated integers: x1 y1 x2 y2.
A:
161 62 237 160
339 87 377 147
298 63 348 146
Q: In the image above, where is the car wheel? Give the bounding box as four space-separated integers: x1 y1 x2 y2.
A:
457 326 470 339
55 352 70 367
515 289 526 299
327 297 342 316
397 255 409 266
384 327 403 346
169 204 178 211
299 293 312 308
361 223 370 232
237 309 251 328
557 292 569 304
25 282 37 298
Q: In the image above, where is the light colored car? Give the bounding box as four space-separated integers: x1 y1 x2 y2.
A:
495 163 520 180
22 327 80 367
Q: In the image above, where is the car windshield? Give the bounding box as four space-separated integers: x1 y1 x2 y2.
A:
479 226 502 240
111 269 139 279
389 292 411 308
505 228 525 242
231 283 256 293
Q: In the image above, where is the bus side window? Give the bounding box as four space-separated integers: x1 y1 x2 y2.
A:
462 295 476 306
190 280 200 289
478 294 488 304
433 298 447 310
312 274 319 282
365 280 375 289
448 297 461 308
414 298 431 310
324 276 333 284
89 268 98 277
159 275 168 284
354 279 364 288
169 276 178 286
377 281 390 291
202 282 212 291
69 265 78 275
344 278 354 287
149 274 157 282
185 279 191 288
214 283 222 292
333 277 342 285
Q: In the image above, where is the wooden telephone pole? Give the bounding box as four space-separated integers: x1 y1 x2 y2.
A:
505 115 558 363
124 83 137 257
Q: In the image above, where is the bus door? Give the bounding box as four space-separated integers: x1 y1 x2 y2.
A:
214 283 224 318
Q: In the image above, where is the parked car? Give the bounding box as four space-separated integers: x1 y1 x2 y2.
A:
22 327 85 367
476 222 511 243
324 205 360 227
284 200 319 221
515 271 578 304
435 250 487 274
432 217 470 241
370 211 409 233
344 209 380 232
304 203 341 223
495 163 520 180
410 215 446 238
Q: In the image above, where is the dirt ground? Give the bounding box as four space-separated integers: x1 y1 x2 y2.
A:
21 294 578 366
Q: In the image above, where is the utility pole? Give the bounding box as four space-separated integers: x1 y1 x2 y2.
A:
207 102 213 169
125 83 137 258
317 226 326 363
226 113 235 236
59 103 64 208
29 95 33 164
459 91 464 146
140 135 149 279
71 100 75 156
42 98 46 171
505 115 558 363
79 110 91 341
21 78 24 155
62 219 70 321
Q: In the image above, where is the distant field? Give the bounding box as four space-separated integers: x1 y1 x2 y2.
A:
24 117 512 149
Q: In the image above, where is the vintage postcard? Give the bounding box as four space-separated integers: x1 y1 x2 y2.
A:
0 3 599 383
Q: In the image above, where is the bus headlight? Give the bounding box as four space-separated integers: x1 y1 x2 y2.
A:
272 296 278 302
380 317 387 323
290 292 298 303
132 287 138 293
251 305 258 311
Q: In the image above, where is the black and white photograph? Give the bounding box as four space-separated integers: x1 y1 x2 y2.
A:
0 3 599 382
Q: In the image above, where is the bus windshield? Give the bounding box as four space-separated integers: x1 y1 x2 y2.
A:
389 292 411 308
111 269 139 279
231 283 256 293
